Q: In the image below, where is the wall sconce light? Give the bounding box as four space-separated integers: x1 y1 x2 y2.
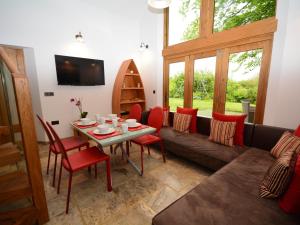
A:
139 42 149 51
75 32 84 42
148 0 172 9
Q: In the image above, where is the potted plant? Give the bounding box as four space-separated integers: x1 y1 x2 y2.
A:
70 97 88 118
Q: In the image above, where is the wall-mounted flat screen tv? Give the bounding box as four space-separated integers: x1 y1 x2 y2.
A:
55 55 105 86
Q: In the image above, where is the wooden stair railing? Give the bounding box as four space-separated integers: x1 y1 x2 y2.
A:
0 46 49 224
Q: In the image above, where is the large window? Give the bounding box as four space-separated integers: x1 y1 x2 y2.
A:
164 0 277 124
168 0 201 45
214 0 276 32
225 49 263 122
193 56 216 116
169 62 185 111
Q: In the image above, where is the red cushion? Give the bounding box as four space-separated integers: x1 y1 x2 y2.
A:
51 136 89 153
294 125 300 137
177 107 198 133
279 155 300 214
132 134 161 145
63 147 109 171
212 112 247 146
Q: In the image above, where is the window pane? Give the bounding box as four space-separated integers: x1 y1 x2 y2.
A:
169 62 185 111
225 49 263 123
168 0 201 45
214 0 276 33
193 57 216 117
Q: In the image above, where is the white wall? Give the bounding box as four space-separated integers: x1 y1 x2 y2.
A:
264 0 300 129
0 0 164 140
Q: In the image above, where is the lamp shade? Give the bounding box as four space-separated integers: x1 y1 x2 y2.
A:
148 0 172 9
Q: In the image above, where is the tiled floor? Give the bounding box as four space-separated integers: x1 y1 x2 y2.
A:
40 143 211 225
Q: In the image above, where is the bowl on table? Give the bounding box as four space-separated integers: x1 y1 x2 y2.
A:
125 119 139 128
108 114 117 120
79 118 92 125
94 124 114 135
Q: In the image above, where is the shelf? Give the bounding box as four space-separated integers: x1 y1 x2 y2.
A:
121 87 144 90
125 73 139 76
120 100 145 104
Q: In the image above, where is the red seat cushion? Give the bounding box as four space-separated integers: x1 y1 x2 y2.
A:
51 136 88 154
294 125 300 137
177 107 198 133
132 134 161 145
212 112 247 146
63 147 109 172
279 155 300 214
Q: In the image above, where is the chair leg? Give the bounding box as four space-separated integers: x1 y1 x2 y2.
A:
160 140 166 163
141 145 144 176
46 150 51 175
95 164 97 178
78 147 81 152
110 145 113 154
66 172 73 214
105 159 112 192
147 146 150 155
126 141 130 157
52 154 58 187
57 160 63 194
88 166 91 174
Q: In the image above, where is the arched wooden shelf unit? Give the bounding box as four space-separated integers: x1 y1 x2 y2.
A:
112 59 146 117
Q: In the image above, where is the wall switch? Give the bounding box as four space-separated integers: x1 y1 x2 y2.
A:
51 120 59 125
153 90 156 94
44 92 54 96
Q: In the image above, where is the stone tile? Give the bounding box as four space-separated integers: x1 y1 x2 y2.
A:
38 143 211 224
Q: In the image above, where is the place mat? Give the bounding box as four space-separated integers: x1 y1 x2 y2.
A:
74 122 99 129
87 130 122 140
128 125 149 132
106 118 125 123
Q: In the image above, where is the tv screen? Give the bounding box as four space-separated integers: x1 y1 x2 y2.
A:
55 55 105 86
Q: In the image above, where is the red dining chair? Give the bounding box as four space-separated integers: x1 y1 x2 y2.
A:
128 104 142 122
131 106 166 175
46 122 112 214
36 114 90 187
111 104 143 157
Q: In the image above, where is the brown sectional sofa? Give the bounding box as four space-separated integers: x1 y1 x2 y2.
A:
141 112 300 225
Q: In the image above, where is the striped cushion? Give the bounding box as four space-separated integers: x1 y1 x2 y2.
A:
173 113 192 133
260 150 297 198
271 131 300 158
209 119 236 147
163 108 169 127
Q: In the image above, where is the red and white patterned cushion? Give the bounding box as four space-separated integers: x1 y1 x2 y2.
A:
271 131 300 158
209 119 236 147
173 113 192 133
260 150 297 198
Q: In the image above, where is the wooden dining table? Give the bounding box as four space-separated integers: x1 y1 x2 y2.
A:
72 121 156 175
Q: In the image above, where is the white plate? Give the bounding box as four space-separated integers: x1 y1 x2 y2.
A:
93 128 115 135
77 120 97 126
128 122 141 128
106 117 120 121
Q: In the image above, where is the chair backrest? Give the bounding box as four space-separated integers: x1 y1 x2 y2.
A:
36 114 55 145
148 107 163 133
46 122 71 168
128 104 142 122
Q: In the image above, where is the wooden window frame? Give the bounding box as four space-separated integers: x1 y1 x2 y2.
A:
163 0 276 124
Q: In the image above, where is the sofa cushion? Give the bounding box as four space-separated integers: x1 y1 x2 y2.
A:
260 150 297 198
252 124 293 151
160 127 246 171
209 119 236 147
152 149 300 225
